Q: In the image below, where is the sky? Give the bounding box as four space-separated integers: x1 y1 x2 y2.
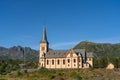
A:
0 0 120 50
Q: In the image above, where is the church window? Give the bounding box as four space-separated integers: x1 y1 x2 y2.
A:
58 60 60 65
73 59 76 63
52 60 54 65
68 59 70 63
74 64 76 66
68 64 69 66
47 60 49 65
89 58 91 61
63 60 65 64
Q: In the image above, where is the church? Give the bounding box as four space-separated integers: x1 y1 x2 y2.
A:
39 27 93 69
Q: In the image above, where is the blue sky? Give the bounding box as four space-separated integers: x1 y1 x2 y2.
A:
0 0 120 50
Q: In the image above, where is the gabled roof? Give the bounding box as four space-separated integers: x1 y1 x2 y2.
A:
43 49 93 58
74 49 93 57
45 50 68 58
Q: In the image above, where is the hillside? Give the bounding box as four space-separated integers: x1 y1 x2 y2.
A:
0 46 38 60
74 41 120 58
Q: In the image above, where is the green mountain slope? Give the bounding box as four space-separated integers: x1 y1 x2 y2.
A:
74 41 120 58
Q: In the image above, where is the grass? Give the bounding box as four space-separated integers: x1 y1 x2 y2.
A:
0 68 120 80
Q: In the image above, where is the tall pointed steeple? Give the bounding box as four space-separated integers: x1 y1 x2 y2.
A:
39 25 49 65
40 26 48 43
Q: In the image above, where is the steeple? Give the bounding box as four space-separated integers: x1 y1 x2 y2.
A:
40 26 48 43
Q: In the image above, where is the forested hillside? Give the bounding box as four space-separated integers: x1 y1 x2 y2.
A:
74 41 120 68
74 41 120 58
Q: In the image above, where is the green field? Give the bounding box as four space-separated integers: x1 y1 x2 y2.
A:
0 68 120 80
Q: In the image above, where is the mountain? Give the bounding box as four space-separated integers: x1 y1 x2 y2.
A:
0 46 38 60
1 41 120 60
74 41 120 58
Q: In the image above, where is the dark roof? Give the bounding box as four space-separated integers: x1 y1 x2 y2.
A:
74 49 93 57
45 50 68 58
43 49 93 58
40 26 48 43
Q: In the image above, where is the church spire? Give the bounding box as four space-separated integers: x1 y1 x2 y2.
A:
40 25 48 43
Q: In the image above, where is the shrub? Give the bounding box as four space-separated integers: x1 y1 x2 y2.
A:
50 74 56 79
24 69 28 73
16 70 21 76
38 67 48 74
73 73 82 80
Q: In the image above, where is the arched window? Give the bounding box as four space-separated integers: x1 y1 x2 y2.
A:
63 60 65 64
52 60 54 65
68 59 70 63
68 64 69 66
73 59 76 63
58 60 60 65
47 60 49 65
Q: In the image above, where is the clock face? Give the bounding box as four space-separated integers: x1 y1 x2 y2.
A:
42 47 45 51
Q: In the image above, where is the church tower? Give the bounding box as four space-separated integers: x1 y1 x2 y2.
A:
39 26 49 59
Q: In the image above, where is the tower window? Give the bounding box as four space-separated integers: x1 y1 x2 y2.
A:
52 60 54 65
79 59 80 62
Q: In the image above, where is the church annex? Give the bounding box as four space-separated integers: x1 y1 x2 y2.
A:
39 27 93 69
